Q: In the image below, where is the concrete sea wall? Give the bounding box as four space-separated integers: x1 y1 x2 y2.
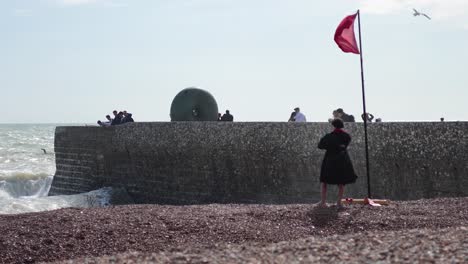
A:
49 122 468 204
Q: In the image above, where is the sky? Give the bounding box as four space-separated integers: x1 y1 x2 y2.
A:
1 0 467 123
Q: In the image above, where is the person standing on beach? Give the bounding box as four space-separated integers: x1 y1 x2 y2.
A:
293 107 306 122
318 119 357 208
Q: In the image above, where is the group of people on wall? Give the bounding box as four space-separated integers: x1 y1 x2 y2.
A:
289 107 381 123
95 107 383 124
97 110 134 127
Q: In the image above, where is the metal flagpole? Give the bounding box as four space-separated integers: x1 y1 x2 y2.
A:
357 10 372 198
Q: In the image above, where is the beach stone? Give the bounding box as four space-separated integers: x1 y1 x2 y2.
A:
1 197 467 263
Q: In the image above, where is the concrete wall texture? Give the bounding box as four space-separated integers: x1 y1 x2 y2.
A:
49 122 468 204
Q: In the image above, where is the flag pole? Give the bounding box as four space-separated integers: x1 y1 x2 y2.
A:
357 10 372 198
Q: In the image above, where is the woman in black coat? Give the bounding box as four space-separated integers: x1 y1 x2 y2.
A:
318 119 357 207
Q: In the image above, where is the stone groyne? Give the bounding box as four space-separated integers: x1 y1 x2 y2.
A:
49 122 468 203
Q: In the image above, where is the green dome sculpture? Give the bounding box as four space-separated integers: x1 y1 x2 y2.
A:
170 87 219 121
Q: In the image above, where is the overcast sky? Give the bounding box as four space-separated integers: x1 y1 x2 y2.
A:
1 0 467 123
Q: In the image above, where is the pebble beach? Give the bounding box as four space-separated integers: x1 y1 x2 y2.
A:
1 197 467 263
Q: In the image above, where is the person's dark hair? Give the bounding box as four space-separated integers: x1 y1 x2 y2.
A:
106 115 110 118
226 110 230 114
336 108 344 114
331 118 344 129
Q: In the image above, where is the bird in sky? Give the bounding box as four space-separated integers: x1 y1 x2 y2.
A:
413 8 431 20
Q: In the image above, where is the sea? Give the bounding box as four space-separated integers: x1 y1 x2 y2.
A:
0 124 110 215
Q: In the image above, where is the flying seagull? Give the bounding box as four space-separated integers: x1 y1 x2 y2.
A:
41 148 47 154
413 8 431 20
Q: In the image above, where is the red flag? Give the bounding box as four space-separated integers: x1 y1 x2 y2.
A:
334 13 360 54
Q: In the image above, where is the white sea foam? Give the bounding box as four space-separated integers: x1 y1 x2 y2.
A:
0 124 110 215
0 187 112 215
0 173 53 198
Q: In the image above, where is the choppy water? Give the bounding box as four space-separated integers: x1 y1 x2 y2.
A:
0 124 110 214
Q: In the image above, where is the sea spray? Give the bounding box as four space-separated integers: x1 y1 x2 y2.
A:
0 124 120 215
0 172 53 198
0 187 114 215
0 173 132 214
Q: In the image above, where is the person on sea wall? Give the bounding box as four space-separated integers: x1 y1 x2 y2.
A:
220 110 234 121
328 110 340 122
111 110 121 125
318 119 358 208
293 107 306 122
361 112 375 122
97 110 135 126
288 111 296 122
336 108 355 122
97 115 112 127
105 115 113 124
122 113 134 123
121 110 135 123
97 120 110 127
111 111 125 125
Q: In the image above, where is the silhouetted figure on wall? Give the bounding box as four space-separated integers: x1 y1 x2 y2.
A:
328 110 340 122
123 113 134 123
111 110 121 125
97 120 110 127
288 111 296 122
361 112 374 122
336 108 355 122
112 112 125 125
318 119 358 208
221 110 234 121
